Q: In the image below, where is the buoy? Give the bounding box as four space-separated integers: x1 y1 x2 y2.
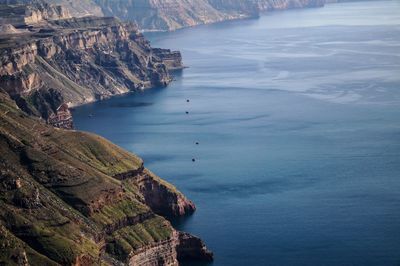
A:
192 158 196 162
187 99 190 103
195 142 199 145
186 111 189 114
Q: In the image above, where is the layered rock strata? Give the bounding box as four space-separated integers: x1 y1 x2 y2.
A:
0 90 213 265
0 0 103 18
1 0 331 31
0 1 72 26
93 0 328 31
0 15 182 128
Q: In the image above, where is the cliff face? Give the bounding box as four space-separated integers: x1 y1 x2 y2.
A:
0 1 72 26
93 0 227 31
0 0 103 18
1 0 329 31
0 90 212 265
0 16 182 128
257 0 326 11
92 0 327 31
93 0 261 31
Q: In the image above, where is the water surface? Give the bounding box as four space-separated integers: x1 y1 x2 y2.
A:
73 1 400 265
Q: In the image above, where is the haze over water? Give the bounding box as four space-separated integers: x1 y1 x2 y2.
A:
73 1 400 265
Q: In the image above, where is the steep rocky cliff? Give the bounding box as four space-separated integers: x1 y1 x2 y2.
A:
0 0 103 18
93 0 260 31
0 1 72 26
2 0 329 31
257 0 326 10
0 15 182 128
0 90 212 265
92 0 328 31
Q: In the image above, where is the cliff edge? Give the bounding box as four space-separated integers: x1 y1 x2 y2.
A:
2 0 329 31
0 90 212 265
0 14 183 128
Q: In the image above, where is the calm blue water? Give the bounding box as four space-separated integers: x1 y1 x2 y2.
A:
73 1 400 265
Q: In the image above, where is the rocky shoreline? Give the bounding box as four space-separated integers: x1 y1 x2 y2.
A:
0 13 183 129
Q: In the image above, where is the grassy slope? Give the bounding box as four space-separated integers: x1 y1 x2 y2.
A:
0 90 183 265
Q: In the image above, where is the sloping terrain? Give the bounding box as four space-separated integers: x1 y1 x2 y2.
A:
0 90 212 265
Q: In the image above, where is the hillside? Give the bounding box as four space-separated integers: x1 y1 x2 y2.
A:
0 89 212 265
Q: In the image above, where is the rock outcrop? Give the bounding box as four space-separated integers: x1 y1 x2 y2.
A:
0 90 212 265
177 232 214 262
0 0 103 18
0 1 72 26
0 14 183 128
0 24 23 34
129 230 214 265
118 169 196 217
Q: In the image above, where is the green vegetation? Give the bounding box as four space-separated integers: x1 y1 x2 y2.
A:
106 216 173 260
0 91 187 265
49 130 143 176
0 225 59 266
90 198 149 228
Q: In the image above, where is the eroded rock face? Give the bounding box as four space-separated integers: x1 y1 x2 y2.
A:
177 232 214 262
0 0 103 19
91 0 327 31
94 0 260 31
0 91 212 265
115 168 196 217
129 230 214 266
129 230 180 266
0 16 183 128
0 1 72 26
136 170 196 217
1 0 328 31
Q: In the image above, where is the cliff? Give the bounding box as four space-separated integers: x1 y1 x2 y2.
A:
0 90 212 265
0 15 183 128
0 1 72 26
1 0 329 31
92 0 328 31
0 0 103 18
93 0 260 31
256 0 326 11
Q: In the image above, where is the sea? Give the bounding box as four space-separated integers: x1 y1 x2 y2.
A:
73 1 400 265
